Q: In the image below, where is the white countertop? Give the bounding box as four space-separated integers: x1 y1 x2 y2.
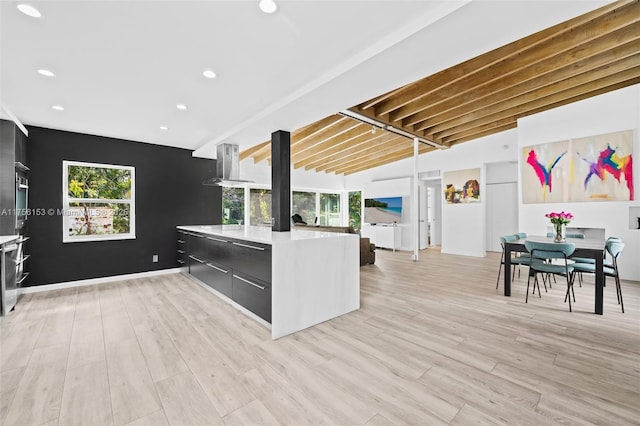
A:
0 235 19 246
177 225 355 245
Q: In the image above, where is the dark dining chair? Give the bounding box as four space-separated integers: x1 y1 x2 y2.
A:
524 240 576 311
571 236 620 286
496 235 531 289
572 239 625 313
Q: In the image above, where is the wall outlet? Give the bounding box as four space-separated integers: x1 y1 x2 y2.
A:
152 254 158 263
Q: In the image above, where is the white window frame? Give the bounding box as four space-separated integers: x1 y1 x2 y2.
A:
62 160 136 243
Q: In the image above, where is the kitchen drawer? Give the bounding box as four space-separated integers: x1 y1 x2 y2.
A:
204 235 232 266
188 254 208 281
203 260 233 298
231 240 272 283
189 256 233 298
177 248 188 267
232 272 271 323
189 232 208 260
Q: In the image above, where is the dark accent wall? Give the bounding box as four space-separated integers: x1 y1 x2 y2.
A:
26 126 221 286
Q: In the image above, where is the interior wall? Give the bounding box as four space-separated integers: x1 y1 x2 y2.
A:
518 84 640 281
27 126 220 286
360 178 412 250
345 130 519 256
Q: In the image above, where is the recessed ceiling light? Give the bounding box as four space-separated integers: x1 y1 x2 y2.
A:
203 69 217 79
51 105 64 111
176 104 187 110
259 0 277 14
37 69 55 77
160 126 169 131
17 4 42 18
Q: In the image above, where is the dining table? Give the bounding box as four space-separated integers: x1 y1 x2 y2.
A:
503 235 607 314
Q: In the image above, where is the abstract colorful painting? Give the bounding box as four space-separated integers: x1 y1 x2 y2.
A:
443 168 481 204
522 129 634 203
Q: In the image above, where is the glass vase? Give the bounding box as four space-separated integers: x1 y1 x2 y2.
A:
554 222 566 243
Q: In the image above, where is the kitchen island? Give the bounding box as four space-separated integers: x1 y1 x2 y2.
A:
176 225 360 339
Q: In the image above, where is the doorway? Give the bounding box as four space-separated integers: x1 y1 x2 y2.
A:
421 179 441 247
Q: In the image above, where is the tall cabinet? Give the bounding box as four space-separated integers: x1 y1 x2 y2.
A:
0 120 30 312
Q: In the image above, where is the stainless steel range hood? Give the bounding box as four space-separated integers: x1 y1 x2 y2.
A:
203 143 254 186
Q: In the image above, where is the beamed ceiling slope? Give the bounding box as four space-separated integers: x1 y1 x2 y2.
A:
242 0 640 175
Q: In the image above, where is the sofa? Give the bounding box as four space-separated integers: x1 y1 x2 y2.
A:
293 224 375 265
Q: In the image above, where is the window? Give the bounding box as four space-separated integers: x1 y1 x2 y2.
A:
292 191 316 224
63 161 135 242
319 193 341 226
249 188 272 226
348 191 362 231
222 187 245 224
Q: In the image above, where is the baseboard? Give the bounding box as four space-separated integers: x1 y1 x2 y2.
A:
19 268 182 294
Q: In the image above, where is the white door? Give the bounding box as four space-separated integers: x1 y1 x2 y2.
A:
419 185 428 249
485 182 518 252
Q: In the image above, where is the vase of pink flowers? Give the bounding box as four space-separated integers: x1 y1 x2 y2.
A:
546 211 573 242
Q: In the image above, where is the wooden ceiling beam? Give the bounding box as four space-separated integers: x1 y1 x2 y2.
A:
391 5 640 125
312 136 408 173
357 86 405 111
278 118 362 163
369 0 635 117
408 29 640 131
325 141 415 174
442 123 518 147
250 114 346 164
239 140 270 161
439 73 640 145
341 145 433 175
427 61 640 140
291 122 371 163
296 131 397 170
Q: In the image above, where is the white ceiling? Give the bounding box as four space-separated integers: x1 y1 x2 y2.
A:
0 0 608 159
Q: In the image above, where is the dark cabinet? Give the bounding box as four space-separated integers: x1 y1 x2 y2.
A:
203 261 233 298
205 235 233 265
177 230 188 268
1 120 29 290
232 272 271 322
189 232 208 260
14 128 27 168
232 240 271 283
179 228 273 323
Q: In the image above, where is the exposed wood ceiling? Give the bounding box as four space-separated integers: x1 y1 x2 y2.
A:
242 0 640 176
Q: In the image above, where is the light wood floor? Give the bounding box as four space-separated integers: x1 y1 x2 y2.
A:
1 248 639 426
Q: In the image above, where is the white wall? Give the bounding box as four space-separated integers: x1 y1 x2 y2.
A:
360 177 413 250
346 129 519 257
518 85 640 281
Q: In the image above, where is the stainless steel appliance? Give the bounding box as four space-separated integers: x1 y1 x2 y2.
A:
1 238 19 316
15 170 28 230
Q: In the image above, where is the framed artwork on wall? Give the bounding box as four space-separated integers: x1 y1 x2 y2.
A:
443 168 481 204
522 129 634 203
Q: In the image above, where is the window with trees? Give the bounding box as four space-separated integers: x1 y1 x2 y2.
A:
222 187 244 224
348 191 362 231
319 193 341 226
250 188 272 226
292 191 316 224
63 161 135 242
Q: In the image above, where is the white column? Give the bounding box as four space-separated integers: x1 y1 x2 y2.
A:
412 138 419 261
